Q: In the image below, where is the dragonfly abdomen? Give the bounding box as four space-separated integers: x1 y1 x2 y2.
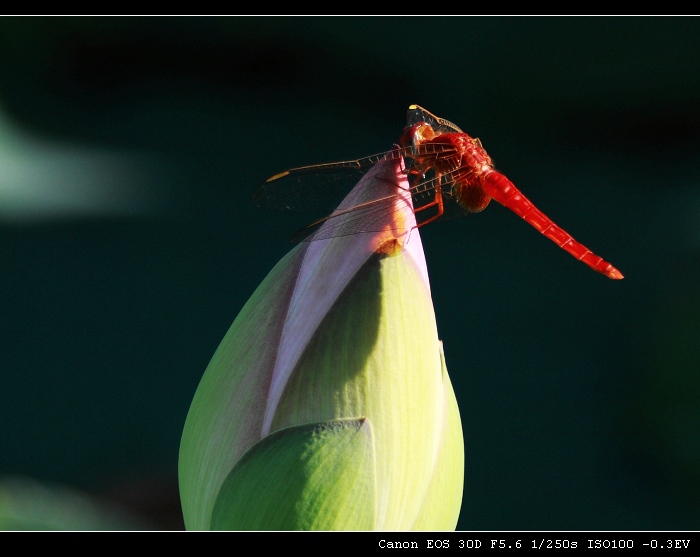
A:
479 171 623 279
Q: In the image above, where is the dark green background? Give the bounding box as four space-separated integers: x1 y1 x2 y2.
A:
1 17 698 530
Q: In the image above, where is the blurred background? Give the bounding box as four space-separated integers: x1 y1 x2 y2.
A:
1 17 698 530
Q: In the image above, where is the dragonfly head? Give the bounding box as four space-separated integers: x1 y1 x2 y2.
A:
399 122 438 149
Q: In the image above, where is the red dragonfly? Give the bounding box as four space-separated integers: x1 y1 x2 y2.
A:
255 104 623 280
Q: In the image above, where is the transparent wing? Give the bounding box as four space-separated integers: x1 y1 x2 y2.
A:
289 189 411 242
253 150 406 214
288 167 470 243
255 111 467 242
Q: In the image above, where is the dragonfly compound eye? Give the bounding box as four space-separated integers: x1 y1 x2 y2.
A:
399 123 437 148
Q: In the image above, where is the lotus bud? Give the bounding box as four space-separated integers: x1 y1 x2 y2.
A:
179 155 464 530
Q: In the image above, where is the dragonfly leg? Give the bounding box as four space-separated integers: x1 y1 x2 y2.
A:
414 181 445 228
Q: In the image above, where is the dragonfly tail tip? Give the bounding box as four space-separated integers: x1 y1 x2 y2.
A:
605 267 624 280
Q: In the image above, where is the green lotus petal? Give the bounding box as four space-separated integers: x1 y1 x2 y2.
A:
179 245 308 530
410 344 464 530
210 418 376 531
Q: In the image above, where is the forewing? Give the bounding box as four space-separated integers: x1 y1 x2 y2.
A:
254 151 405 214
